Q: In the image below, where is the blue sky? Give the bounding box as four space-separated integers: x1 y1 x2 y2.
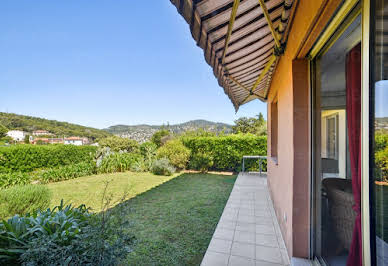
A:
0 1 266 129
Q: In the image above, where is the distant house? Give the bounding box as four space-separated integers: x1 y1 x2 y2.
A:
6 130 27 141
31 138 63 145
64 137 84 146
32 130 54 136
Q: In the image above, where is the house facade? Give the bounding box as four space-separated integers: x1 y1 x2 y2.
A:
6 130 26 141
64 137 85 146
172 0 387 265
32 130 54 136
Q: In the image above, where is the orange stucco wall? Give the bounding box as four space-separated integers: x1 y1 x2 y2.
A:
266 0 340 258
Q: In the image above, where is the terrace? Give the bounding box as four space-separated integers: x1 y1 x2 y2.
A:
202 173 290 266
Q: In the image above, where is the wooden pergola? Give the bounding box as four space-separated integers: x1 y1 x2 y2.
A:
170 0 296 110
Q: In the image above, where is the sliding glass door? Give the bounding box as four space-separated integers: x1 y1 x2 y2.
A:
371 1 388 265
312 4 362 265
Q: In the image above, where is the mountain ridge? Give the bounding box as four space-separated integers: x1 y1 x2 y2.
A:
104 119 233 142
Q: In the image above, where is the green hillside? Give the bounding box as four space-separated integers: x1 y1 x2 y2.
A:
104 119 232 135
0 112 111 140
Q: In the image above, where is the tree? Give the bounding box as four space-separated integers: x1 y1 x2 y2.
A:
98 136 139 153
232 113 267 136
0 124 8 138
24 134 30 144
151 129 170 147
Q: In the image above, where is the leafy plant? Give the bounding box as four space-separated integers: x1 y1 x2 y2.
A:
189 151 214 173
0 185 51 219
156 139 190 170
151 158 176 176
97 152 141 174
0 183 134 265
39 162 96 183
0 172 31 188
140 142 157 171
130 158 147 172
98 136 140 153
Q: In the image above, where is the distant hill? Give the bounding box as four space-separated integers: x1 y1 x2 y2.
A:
0 112 111 140
376 117 388 132
104 120 232 142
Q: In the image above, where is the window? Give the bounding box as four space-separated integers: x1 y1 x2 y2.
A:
326 114 339 160
271 100 278 158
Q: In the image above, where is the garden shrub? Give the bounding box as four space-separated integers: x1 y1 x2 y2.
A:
0 201 134 265
376 145 388 182
39 162 96 183
0 172 31 188
140 142 157 170
156 139 190 169
97 152 141 174
98 136 140 153
375 133 388 152
189 151 214 173
151 129 170 147
130 159 148 172
151 158 176 176
0 144 97 173
0 185 51 219
182 134 267 171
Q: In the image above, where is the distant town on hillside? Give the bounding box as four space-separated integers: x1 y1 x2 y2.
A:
0 113 234 144
104 120 232 143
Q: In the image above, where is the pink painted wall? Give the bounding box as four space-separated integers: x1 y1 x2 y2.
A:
266 0 342 258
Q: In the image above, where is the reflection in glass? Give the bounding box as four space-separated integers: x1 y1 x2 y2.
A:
314 15 361 265
373 1 388 265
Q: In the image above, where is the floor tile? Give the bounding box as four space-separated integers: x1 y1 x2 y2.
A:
217 220 236 231
280 249 290 265
214 228 235 241
237 214 256 223
201 251 229 266
255 217 273 225
234 230 255 244
236 222 256 233
228 255 255 266
201 173 289 266
231 242 255 259
208 238 232 254
255 260 284 266
256 234 279 247
238 209 255 216
256 224 276 235
255 245 283 264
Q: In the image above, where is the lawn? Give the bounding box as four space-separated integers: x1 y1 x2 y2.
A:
47 171 179 212
47 172 236 265
116 173 236 265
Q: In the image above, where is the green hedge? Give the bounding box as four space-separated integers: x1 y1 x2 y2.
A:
182 135 267 171
0 145 97 173
39 162 96 183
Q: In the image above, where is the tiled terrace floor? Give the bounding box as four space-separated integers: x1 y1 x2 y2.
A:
201 173 290 266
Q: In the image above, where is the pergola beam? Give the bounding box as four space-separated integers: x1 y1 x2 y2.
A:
250 54 277 93
258 0 281 48
221 0 240 64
